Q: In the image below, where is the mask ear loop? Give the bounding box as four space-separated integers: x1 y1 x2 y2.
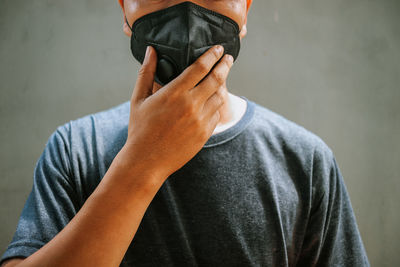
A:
125 16 133 32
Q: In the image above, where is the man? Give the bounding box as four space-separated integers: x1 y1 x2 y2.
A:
1 0 369 266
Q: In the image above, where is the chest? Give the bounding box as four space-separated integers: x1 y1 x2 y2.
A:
120 158 309 266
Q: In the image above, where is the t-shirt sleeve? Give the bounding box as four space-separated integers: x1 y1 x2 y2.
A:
0 126 80 265
297 146 370 266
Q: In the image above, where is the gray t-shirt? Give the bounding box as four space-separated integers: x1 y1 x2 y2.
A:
1 96 369 266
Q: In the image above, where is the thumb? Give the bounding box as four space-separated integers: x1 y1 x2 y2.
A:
132 46 157 104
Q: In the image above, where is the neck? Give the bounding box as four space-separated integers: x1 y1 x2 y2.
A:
152 82 233 126
216 82 233 125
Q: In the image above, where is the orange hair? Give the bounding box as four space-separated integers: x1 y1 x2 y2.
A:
118 0 252 12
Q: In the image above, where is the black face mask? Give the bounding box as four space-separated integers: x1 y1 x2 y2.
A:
125 1 241 86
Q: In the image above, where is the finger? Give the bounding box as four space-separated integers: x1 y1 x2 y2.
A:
131 46 158 104
202 86 226 119
152 81 162 95
206 110 221 137
163 45 224 94
192 54 233 104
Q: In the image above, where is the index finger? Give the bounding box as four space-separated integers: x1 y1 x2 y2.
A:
164 45 225 93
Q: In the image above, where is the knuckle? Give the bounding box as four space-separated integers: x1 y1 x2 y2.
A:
214 93 223 106
216 87 224 98
183 99 196 116
196 60 209 74
217 96 224 107
211 48 221 60
211 70 225 85
214 110 221 121
216 90 226 106
138 66 150 77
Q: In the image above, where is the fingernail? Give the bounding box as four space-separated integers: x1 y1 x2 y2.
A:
226 54 234 64
215 45 224 54
145 46 151 58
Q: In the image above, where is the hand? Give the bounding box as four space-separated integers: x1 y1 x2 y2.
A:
121 45 234 180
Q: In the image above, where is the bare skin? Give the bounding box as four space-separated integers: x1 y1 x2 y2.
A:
124 0 251 127
1 0 253 266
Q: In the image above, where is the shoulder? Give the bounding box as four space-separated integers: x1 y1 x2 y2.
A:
39 101 131 200
246 99 340 206
51 101 130 153
43 101 130 177
55 100 130 138
248 99 335 168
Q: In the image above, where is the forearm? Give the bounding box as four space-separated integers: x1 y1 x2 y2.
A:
16 146 167 267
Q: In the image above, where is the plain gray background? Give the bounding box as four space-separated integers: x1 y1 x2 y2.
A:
1 0 399 266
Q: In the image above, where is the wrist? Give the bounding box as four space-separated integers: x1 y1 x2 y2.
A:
113 143 169 186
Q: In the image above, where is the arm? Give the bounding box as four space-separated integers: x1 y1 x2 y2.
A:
297 146 369 266
1 258 23 267
2 150 165 267
22 150 167 267
1 45 233 267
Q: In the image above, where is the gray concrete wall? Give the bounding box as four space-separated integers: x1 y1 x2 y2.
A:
1 0 399 265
